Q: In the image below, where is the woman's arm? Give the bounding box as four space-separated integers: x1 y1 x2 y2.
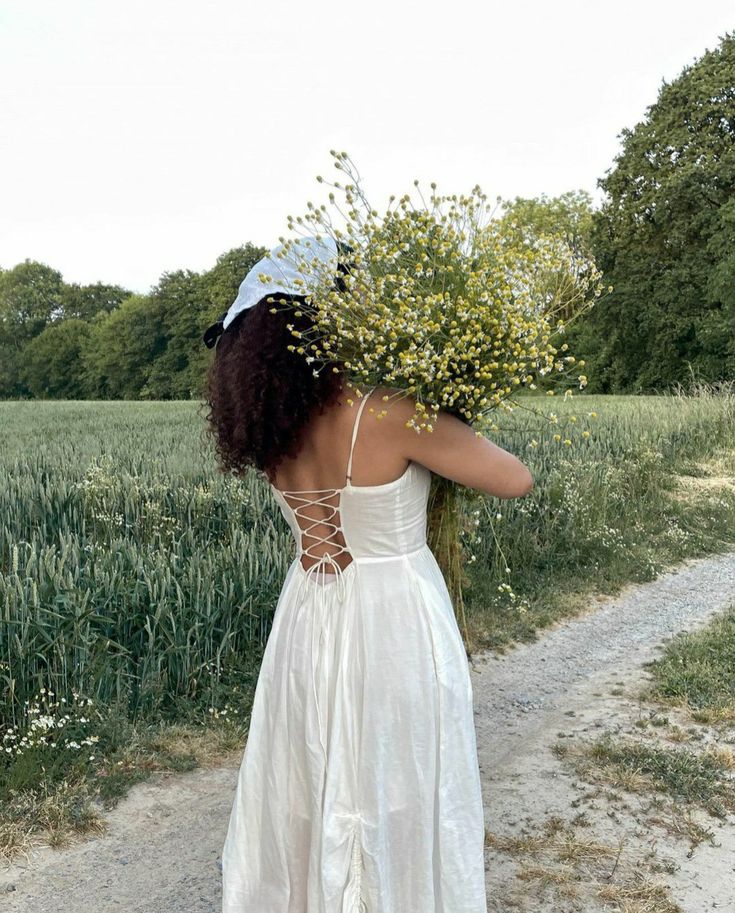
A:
382 388 534 499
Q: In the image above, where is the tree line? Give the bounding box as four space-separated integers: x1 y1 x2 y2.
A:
0 245 266 400
1 32 733 399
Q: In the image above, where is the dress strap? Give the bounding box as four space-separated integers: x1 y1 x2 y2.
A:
345 386 376 484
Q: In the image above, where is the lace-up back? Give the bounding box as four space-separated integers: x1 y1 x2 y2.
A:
222 383 489 913
271 387 375 576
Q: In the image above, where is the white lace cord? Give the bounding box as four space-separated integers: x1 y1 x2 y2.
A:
293 548 356 774
284 484 355 764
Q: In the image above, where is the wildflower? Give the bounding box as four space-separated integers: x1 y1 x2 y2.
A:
277 150 601 435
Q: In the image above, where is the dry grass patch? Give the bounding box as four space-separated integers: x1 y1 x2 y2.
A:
0 776 106 863
485 814 681 912
596 879 682 913
559 734 735 817
553 731 734 853
672 452 735 502
643 804 717 848
0 718 246 863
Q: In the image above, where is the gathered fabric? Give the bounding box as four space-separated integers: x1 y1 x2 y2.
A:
221 388 487 912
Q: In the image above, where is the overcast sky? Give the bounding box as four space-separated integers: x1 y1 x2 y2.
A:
0 1 732 294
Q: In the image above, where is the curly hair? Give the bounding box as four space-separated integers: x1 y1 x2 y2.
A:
203 293 347 482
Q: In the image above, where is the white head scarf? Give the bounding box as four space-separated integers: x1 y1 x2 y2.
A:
203 235 347 348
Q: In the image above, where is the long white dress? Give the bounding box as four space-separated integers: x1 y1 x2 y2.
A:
221 387 488 912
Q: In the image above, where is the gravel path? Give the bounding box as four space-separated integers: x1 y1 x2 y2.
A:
3 549 735 912
472 549 735 766
471 549 735 911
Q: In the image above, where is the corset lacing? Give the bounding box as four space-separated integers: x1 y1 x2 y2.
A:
287 488 355 605
273 387 374 773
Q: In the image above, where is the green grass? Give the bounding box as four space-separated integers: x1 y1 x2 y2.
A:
462 385 735 650
642 604 735 722
2 384 735 857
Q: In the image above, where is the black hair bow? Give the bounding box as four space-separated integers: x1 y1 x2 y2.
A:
202 310 229 349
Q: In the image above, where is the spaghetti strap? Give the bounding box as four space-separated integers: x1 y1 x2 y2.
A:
223 377 489 912
346 386 376 484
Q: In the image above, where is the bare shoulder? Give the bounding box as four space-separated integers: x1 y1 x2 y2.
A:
366 384 417 419
370 384 534 499
368 384 453 433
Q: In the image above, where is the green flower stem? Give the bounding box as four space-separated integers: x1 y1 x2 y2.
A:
427 474 471 653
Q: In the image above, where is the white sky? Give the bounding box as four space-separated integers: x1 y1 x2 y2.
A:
0 1 732 294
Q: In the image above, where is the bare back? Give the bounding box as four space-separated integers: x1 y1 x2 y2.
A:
268 380 534 500
267 384 407 573
267 383 409 493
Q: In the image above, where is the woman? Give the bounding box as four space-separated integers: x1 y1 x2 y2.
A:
204 238 534 913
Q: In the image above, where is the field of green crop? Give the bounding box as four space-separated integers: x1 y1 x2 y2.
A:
2 385 735 855
1 401 289 720
463 384 735 646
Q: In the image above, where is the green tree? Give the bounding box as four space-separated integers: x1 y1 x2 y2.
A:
82 294 166 399
0 241 275 400
0 260 64 397
499 189 596 260
60 282 132 321
497 191 603 391
576 31 735 392
142 270 204 399
21 319 93 398
0 260 64 334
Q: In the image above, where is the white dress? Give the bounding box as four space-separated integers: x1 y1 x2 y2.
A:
221 387 488 913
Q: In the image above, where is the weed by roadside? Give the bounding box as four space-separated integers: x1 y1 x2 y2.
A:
0 692 249 863
641 605 735 725
485 813 682 912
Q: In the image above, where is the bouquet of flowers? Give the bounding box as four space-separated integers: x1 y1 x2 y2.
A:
267 151 605 646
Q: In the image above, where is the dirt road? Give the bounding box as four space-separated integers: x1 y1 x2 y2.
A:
3 550 735 912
